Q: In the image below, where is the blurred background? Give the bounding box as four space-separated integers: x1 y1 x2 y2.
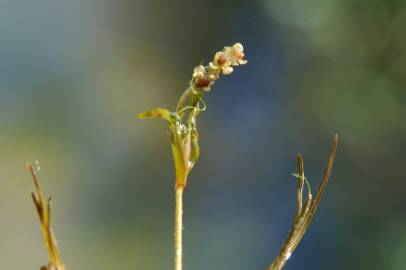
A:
1 0 405 269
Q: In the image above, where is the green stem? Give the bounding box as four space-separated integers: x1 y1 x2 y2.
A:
175 185 184 270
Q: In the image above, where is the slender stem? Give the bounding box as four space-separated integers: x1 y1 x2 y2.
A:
266 135 338 270
175 185 184 270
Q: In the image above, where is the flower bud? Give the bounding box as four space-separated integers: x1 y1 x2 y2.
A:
195 77 211 88
222 66 234 75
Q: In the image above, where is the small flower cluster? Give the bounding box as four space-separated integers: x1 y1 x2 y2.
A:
191 43 247 92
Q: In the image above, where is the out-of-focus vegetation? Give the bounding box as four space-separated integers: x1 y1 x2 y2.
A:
0 0 405 269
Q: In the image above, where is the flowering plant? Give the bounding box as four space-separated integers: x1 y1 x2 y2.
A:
138 43 247 189
138 43 248 270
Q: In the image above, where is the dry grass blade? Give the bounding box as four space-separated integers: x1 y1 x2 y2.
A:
27 163 65 270
266 134 339 270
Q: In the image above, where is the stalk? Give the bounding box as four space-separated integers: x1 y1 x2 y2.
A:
175 185 184 270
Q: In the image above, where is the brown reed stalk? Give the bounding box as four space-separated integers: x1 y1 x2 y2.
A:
28 162 65 270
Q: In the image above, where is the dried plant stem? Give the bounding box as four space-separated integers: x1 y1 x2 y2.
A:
175 185 184 270
27 163 65 270
266 134 339 270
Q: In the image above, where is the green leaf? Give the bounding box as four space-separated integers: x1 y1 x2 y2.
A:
137 108 173 122
188 128 200 170
171 131 188 188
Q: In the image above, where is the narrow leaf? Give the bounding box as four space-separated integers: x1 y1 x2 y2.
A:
137 108 173 122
